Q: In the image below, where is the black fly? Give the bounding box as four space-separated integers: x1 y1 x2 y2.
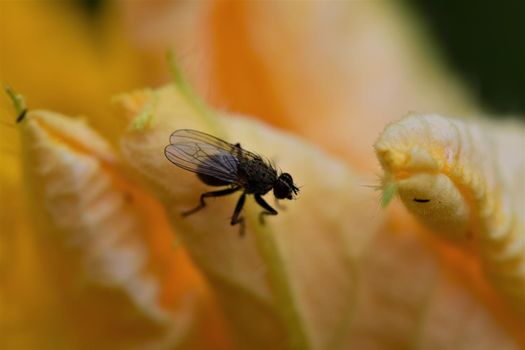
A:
165 129 299 236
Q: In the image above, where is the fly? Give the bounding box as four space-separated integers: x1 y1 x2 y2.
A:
165 129 299 236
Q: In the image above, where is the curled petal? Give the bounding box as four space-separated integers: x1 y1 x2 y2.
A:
375 113 525 320
18 110 217 348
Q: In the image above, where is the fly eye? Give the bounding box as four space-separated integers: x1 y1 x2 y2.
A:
273 179 291 199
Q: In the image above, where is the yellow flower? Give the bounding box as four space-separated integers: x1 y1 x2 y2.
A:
2 1 525 349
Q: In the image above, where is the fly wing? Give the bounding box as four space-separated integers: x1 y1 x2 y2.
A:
165 129 240 183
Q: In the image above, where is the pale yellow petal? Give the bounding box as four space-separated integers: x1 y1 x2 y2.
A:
375 113 525 323
115 85 382 350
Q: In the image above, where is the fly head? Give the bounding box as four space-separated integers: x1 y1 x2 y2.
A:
273 173 299 200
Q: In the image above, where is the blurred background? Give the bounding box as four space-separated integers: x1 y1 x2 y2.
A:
1 1 524 349
2 0 525 120
411 1 525 116
2 0 523 174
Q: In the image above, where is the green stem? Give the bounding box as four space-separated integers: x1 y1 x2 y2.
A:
252 224 311 350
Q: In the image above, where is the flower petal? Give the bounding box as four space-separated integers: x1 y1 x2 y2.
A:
14 109 226 348
116 85 382 349
345 228 522 349
181 1 479 172
375 113 525 324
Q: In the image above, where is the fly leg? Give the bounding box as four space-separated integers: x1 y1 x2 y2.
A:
182 186 239 217
231 192 247 236
274 197 286 211
254 194 278 225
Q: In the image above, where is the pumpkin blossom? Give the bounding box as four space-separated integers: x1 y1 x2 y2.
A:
1 1 525 349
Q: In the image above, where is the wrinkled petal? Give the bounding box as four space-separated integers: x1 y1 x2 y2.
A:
7 109 230 348
375 114 525 342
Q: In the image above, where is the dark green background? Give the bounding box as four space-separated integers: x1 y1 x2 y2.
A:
411 1 525 117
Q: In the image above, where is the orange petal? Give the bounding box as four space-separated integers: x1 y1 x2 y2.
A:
114 2 480 173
